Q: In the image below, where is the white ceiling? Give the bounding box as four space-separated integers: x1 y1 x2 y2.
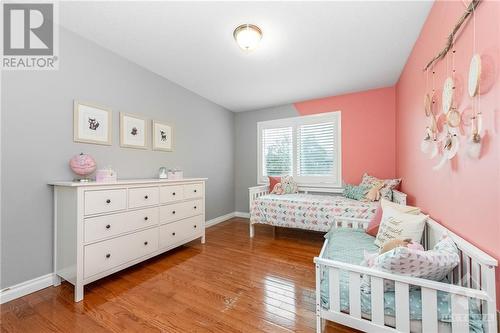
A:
60 1 433 112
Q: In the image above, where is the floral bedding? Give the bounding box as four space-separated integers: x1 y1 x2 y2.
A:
250 193 378 232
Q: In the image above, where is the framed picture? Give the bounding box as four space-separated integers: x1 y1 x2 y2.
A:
120 112 148 149
152 120 174 152
74 101 112 145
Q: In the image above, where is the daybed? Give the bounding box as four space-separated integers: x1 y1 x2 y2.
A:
248 185 407 238
314 218 498 333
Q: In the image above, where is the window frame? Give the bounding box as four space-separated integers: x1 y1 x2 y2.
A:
257 111 342 188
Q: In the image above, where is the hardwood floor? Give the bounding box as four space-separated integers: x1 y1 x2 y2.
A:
1 218 359 333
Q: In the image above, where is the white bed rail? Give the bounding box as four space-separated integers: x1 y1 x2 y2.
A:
314 218 498 333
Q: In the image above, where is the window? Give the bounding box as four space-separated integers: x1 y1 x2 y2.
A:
257 112 341 187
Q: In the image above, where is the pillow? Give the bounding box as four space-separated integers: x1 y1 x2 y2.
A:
380 199 421 215
366 200 420 237
365 204 383 236
374 206 427 247
271 175 298 195
343 184 369 201
268 176 281 192
362 235 459 292
360 173 401 201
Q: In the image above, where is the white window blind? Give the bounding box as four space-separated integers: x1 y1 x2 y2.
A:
261 127 293 176
257 112 341 186
297 122 336 177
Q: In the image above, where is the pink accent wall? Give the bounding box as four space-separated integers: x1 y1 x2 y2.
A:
294 87 397 184
396 0 500 305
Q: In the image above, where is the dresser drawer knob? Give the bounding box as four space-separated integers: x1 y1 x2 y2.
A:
105 224 111 229
106 199 111 204
144 216 148 221
172 211 176 214
172 232 176 236
172 192 176 196
194 189 197 193
194 206 197 209
193 225 197 229
105 253 111 259
144 241 148 246
144 195 149 199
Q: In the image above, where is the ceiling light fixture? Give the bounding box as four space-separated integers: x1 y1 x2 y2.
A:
233 24 262 52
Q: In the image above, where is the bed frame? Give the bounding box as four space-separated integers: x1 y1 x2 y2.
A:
248 184 407 238
314 217 498 333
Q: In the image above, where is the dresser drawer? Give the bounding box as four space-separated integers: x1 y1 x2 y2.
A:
160 199 203 223
84 207 159 243
129 187 159 208
84 227 158 278
159 215 203 249
84 189 127 215
159 185 184 203
183 183 203 200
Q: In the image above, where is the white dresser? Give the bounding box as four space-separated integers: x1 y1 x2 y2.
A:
49 178 207 302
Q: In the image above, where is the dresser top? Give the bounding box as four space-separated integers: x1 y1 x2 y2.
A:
48 178 207 187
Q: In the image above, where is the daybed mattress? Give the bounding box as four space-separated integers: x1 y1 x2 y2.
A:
320 228 484 333
250 193 377 232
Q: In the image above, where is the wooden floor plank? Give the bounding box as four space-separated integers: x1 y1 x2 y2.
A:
1 219 359 333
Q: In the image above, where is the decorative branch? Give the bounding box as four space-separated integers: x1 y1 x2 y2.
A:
423 0 481 71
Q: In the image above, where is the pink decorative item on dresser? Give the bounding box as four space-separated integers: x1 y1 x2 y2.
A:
95 168 117 183
69 153 96 182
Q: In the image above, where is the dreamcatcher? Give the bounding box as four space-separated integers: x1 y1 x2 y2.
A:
466 6 483 159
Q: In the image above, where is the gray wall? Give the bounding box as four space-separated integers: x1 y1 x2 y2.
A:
1 29 235 288
234 104 297 212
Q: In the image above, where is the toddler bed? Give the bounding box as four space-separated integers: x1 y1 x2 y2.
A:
248 185 407 238
314 218 498 333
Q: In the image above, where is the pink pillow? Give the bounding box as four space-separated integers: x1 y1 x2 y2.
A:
366 204 383 237
268 176 281 192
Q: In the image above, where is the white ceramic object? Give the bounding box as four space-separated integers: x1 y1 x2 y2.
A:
468 54 481 97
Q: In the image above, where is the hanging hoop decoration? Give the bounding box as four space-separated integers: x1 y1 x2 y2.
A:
424 93 433 117
442 77 454 114
429 113 438 133
446 107 461 127
468 54 481 97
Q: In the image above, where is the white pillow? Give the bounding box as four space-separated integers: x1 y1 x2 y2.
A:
374 206 427 247
380 199 421 215
362 235 460 292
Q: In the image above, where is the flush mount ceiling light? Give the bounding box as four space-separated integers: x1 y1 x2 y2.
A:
233 24 262 52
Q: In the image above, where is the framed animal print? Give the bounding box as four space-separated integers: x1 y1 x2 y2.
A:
120 113 148 149
73 101 112 145
152 120 174 152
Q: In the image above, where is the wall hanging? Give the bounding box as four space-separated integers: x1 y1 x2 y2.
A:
152 120 174 152
120 112 148 149
465 9 484 159
422 0 486 169
73 101 112 145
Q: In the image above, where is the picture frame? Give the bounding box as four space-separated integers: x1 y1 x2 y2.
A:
120 112 148 149
73 101 112 145
152 120 174 152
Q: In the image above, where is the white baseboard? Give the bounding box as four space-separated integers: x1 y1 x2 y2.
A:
0 212 248 305
205 212 235 228
234 211 250 218
0 273 55 304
